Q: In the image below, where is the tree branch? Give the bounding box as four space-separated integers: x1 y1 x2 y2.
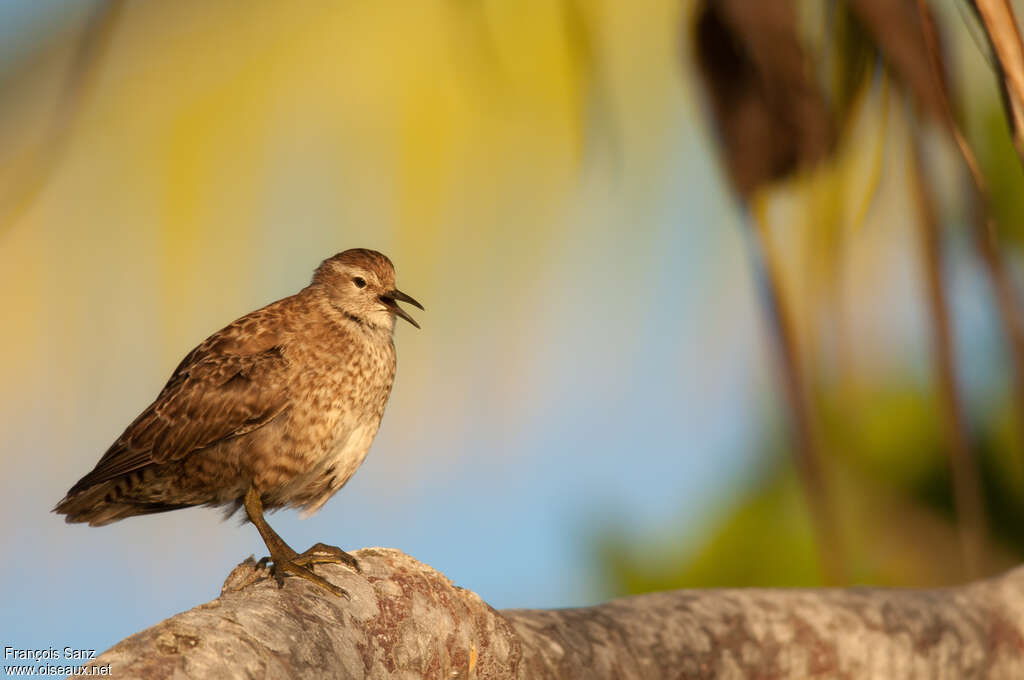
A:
968 0 1024 167
78 548 1024 679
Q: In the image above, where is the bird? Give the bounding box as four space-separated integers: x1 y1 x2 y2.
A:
54 248 423 597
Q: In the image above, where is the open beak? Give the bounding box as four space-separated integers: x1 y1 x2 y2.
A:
380 289 424 329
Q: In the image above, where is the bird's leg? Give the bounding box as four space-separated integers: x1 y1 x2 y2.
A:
243 486 299 562
243 485 348 597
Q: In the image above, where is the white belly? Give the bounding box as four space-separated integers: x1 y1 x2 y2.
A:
297 423 377 517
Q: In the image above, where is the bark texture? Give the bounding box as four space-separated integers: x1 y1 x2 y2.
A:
83 548 1024 679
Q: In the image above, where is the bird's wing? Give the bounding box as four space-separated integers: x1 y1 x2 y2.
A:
69 310 293 493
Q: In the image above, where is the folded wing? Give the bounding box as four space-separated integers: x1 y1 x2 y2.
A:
68 336 291 495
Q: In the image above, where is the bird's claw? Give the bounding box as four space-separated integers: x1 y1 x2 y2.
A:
258 542 354 597
273 560 349 598
293 542 361 573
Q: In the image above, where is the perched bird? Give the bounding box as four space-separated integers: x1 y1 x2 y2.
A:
55 249 422 596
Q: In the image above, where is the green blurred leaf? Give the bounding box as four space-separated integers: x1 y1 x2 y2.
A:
973 103 1024 245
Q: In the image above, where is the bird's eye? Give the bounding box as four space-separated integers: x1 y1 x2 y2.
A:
353 276 367 289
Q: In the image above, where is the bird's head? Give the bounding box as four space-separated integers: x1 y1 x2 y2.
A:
313 249 423 331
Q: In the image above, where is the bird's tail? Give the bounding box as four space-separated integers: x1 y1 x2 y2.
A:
54 482 188 526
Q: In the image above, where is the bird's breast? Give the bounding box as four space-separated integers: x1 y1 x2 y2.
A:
269 334 395 509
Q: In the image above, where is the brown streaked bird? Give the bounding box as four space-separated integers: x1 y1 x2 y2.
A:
54 249 422 597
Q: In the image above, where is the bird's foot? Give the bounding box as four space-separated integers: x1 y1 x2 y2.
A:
292 542 361 573
270 556 349 598
263 543 353 598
